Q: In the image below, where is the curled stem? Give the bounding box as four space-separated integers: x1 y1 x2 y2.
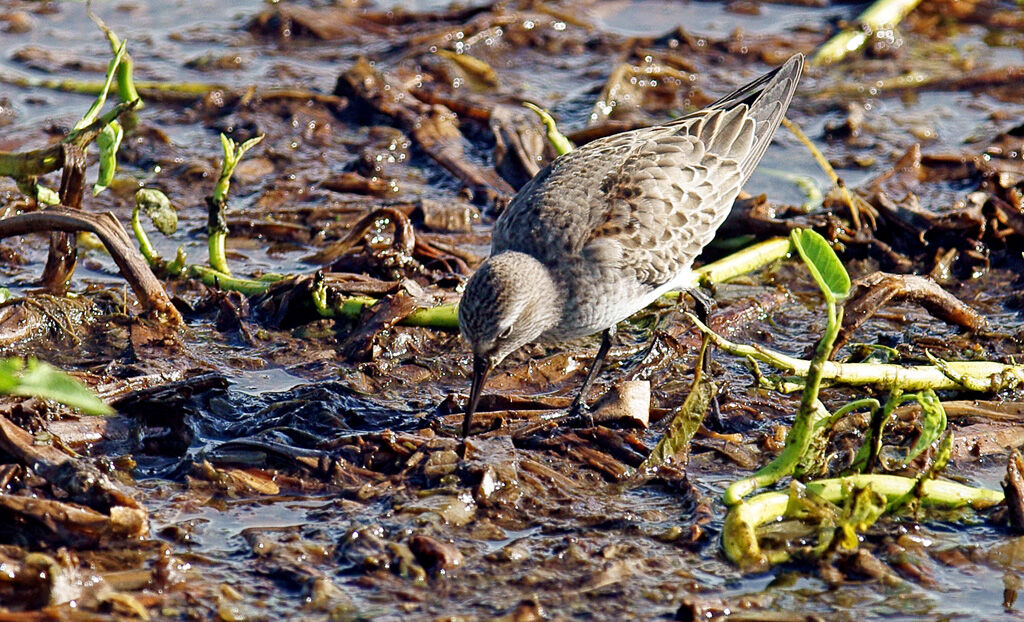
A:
723 474 1003 569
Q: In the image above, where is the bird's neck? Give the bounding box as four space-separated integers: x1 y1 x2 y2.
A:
496 251 564 335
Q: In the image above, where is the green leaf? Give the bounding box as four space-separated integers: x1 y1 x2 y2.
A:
790 229 851 304
2 358 113 415
74 39 126 131
905 389 947 464
135 188 177 235
93 120 124 195
0 288 9 304
0 358 23 394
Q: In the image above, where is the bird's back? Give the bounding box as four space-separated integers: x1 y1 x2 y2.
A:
493 54 804 294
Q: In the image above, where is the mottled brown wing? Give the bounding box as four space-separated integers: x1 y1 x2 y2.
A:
493 106 752 287
492 130 645 264
493 54 803 289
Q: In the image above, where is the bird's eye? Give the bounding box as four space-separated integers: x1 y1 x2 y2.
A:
498 325 513 340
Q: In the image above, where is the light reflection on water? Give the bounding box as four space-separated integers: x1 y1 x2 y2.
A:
1 0 1022 619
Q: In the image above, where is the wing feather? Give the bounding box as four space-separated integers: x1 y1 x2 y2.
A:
493 54 803 290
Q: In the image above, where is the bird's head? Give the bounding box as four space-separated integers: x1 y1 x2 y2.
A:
458 251 561 436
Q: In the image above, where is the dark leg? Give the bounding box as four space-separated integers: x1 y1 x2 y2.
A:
568 327 615 426
686 286 724 429
686 287 715 326
686 287 717 376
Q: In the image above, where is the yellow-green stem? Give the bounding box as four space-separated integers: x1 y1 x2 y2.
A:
723 474 1003 569
811 0 924 66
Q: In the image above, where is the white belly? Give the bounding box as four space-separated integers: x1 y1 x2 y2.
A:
541 264 696 341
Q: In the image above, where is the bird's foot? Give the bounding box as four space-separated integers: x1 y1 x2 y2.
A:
563 401 595 428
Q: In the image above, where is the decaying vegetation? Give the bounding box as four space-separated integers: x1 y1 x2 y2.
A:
0 0 1022 619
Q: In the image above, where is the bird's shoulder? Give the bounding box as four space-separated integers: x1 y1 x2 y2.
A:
493 108 753 286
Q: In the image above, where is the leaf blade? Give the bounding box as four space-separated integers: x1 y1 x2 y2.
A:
790 229 851 303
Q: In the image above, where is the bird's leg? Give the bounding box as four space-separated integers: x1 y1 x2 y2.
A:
567 327 615 427
685 286 717 375
685 286 715 326
683 285 728 431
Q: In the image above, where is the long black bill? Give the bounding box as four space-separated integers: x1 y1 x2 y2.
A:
463 355 492 438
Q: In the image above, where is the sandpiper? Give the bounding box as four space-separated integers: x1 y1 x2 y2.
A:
458 54 804 437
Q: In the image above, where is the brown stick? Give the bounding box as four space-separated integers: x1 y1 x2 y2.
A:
0 207 182 324
834 272 986 354
41 145 86 292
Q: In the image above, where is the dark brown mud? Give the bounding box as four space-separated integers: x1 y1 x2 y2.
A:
1 0 1023 619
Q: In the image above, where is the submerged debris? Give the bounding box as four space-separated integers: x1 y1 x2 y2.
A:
0 0 1022 618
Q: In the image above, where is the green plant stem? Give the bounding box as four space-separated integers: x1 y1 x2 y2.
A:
691 236 793 290
0 100 138 179
189 266 272 297
724 398 833 505
723 474 1003 569
523 102 574 156
207 228 230 276
725 283 844 504
311 281 465 328
207 135 264 276
688 313 1024 392
811 0 924 66
131 205 158 265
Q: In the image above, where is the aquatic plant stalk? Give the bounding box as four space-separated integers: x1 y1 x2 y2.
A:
728 324 1019 391
207 134 264 276
782 117 867 230
690 313 1024 391
189 266 273 297
811 0 924 66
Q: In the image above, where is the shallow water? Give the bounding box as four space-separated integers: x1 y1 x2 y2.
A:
1 0 1024 619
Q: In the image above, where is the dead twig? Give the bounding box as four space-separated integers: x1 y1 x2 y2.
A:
834 272 986 354
0 207 181 324
41 145 86 293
